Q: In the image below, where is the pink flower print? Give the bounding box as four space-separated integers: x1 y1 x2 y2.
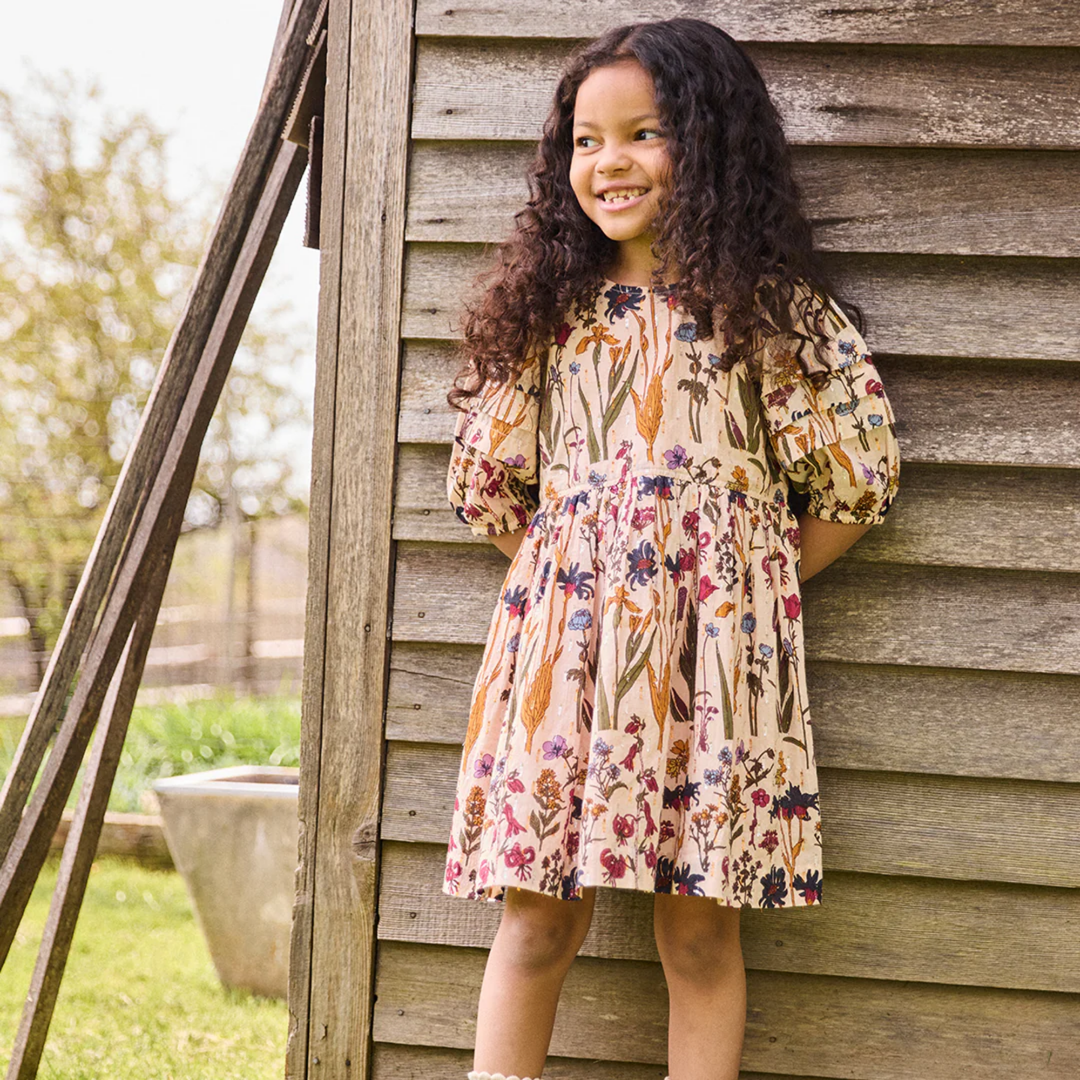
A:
620 743 640 770
682 508 699 535
555 322 573 346
642 799 658 837
600 847 628 883
503 802 528 836
505 843 536 881
751 787 770 808
760 829 779 853
783 593 801 620
446 859 462 884
506 772 526 793
699 575 720 602
645 844 657 869
612 813 635 846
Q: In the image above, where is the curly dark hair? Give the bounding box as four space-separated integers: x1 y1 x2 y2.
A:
447 16 866 412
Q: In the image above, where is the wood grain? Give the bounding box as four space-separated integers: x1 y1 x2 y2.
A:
407 141 1080 258
416 1 1080 46
373 1041 833 1080
380 739 1080 888
401 244 1080 361
394 444 1080 574
291 1 414 1078
385 641 1080 784
412 39 1080 147
377 840 1080 993
372 939 1080 1078
390 540 1080 676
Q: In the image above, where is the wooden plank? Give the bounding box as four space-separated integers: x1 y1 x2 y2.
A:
401 244 1080 362
50 811 171 869
416 1 1080 46
0 0 325 860
374 1041 858 1080
295 0 414 1077
390 541 1080 677
393 445 1080 575
284 0 351 1072
0 140 309 968
412 39 1080 148
380 739 1080 889
372 940 1080 1079
385 642 1080 784
377 840 1080 994
407 141 1080 258
6 522 176 1079
398 338 1080 468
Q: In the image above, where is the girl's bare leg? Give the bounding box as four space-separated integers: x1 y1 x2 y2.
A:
653 894 746 1080
472 885 598 1078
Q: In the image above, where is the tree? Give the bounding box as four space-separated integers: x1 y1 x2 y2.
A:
0 70 311 683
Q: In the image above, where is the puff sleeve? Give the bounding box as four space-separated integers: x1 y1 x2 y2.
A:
446 357 542 537
758 286 900 525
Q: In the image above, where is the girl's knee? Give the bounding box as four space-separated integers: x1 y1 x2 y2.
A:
497 886 596 970
653 897 742 980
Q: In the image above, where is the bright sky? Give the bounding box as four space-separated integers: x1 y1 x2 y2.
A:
0 0 320 487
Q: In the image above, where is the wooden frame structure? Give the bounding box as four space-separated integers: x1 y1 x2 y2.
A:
3 2 1079 1079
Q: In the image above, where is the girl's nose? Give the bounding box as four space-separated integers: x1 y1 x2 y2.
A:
596 140 633 172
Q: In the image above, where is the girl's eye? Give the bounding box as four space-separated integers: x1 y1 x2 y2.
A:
575 135 598 148
637 129 663 140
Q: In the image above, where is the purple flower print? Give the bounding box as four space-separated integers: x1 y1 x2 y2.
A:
663 444 688 469
603 283 645 322
474 752 494 778
759 865 789 907
543 734 568 759
626 539 658 588
503 453 527 468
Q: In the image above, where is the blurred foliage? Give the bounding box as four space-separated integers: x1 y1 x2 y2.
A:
0 70 311 675
0 691 301 815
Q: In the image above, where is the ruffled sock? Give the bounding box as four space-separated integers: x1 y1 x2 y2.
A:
466 1072 541 1080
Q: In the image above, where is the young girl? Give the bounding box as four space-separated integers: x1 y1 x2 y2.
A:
442 17 900 1080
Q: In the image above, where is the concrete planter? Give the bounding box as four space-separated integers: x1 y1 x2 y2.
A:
153 765 298 999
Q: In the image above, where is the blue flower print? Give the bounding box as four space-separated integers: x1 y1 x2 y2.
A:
626 540 658 588
741 613 756 634
568 608 592 632
603 283 645 322
637 474 673 499
834 399 858 417
719 746 733 765
675 322 697 343
503 583 529 619
793 868 822 904
759 865 789 908
506 631 520 654
569 361 580 374
707 353 722 367
759 643 774 658
869 414 883 426
705 623 720 638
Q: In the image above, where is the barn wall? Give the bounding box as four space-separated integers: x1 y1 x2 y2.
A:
316 3 1080 1078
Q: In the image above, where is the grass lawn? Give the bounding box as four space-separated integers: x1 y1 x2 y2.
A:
0 855 288 1079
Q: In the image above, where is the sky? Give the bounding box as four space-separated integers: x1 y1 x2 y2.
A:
0 0 321 489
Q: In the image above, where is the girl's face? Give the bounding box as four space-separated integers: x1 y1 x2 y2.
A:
569 58 672 275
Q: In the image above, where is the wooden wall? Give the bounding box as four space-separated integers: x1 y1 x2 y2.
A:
294 2 1080 1078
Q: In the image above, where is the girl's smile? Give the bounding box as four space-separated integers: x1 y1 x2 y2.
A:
569 58 672 282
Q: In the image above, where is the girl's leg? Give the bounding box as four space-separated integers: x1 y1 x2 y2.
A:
472 885 598 1079
652 894 746 1080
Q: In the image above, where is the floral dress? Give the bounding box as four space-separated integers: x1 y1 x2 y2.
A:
442 278 900 908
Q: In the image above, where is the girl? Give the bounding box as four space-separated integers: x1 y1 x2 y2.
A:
443 17 900 1080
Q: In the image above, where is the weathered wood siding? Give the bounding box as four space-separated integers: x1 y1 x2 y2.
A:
308 3 1080 1077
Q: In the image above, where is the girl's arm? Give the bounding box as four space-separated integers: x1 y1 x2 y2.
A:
489 526 528 560
796 515 872 583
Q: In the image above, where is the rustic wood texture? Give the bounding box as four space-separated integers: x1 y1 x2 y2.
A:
377 840 1080 994
49 811 171 868
401 244 1080 361
390 540 1080 676
407 141 1080 257
6 527 176 1080
289 0 414 1077
372 940 1080 1079
412 39 1080 147
0 0 324 860
373 1040 857 1080
385 641 1080 784
285 0 349 1073
380 739 1079 889
416 1 1080 46
0 140 309 969
394 444 1080 574
398 338 1080 466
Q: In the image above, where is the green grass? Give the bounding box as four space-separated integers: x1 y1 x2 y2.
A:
0 856 288 1078
0 691 301 814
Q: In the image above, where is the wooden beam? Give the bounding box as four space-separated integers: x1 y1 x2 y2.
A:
5 514 177 1080
286 0 415 1076
415 1 1080 46
0 139 309 968
0 0 325 861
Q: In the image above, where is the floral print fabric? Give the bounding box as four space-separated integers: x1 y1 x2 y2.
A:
443 278 900 908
